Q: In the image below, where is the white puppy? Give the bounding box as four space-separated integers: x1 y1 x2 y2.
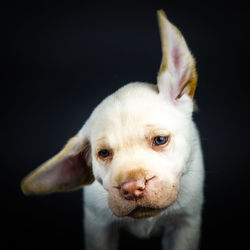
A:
21 10 204 250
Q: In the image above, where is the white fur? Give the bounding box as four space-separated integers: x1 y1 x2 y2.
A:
82 82 204 250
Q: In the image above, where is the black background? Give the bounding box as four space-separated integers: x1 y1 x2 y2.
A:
2 1 250 249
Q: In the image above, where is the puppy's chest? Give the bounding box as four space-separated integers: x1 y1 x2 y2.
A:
122 215 172 238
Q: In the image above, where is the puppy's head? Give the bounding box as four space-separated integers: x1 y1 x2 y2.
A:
21 10 198 219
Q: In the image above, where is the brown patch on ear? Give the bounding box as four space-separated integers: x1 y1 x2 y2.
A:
115 168 148 185
21 136 94 195
177 64 198 100
187 66 198 99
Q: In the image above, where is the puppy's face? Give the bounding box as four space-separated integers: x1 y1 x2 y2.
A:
21 11 198 219
89 83 193 218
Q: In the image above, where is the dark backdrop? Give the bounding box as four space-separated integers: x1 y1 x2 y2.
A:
2 1 249 250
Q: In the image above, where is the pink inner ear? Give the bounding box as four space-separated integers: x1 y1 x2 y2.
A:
173 46 181 72
57 154 86 184
171 45 190 100
176 67 190 99
38 153 89 190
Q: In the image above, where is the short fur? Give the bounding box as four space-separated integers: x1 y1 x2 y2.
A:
21 10 204 250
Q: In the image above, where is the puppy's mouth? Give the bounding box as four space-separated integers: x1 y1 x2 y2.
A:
127 206 164 219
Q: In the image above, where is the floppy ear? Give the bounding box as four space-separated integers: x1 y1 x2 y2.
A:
21 126 94 195
157 10 198 101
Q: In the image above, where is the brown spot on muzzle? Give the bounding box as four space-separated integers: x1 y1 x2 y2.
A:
115 168 148 185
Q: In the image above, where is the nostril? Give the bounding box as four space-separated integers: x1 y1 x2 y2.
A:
134 189 143 196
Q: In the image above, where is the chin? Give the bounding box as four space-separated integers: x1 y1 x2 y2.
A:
127 206 165 219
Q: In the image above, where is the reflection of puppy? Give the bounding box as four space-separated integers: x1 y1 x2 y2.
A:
21 10 204 250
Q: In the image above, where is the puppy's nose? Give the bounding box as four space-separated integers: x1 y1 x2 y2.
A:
120 179 146 200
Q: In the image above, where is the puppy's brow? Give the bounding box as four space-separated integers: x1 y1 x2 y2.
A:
96 137 107 143
145 124 155 128
145 124 169 134
145 124 165 130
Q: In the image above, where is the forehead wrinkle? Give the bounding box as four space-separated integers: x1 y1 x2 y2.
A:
96 136 107 143
146 124 170 134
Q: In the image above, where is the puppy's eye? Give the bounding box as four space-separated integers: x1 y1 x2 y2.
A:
153 136 168 146
98 149 111 158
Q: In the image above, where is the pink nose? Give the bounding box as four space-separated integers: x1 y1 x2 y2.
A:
120 179 146 200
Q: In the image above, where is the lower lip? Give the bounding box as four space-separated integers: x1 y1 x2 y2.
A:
128 206 163 219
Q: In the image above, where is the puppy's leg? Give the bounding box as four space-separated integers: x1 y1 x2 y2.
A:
162 215 201 250
83 206 119 250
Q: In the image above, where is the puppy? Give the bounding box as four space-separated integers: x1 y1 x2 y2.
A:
21 10 204 250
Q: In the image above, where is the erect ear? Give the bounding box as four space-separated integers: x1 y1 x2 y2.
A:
21 126 94 195
157 10 198 101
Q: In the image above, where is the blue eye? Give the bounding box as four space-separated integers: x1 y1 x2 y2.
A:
153 136 168 146
98 149 111 158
